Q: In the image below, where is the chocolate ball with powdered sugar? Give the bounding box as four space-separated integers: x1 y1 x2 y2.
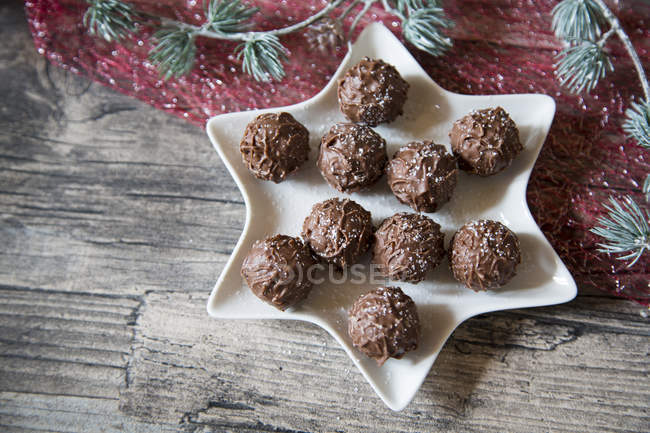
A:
337 57 409 126
373 212 445 283
386 140 458 212
318 123 387 193
240 112 310 183
449 220 521 291
348 286 420 366
449 107 522 176
302 198 373 268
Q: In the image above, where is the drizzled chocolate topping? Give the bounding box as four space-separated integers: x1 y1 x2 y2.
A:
373 213 445 283
337 57 409 126
449 220 521 291
386 141 458 212
241 234 317 310
449 107 522 176
348 286 420 366
302 198 373 268
240 112 310 183
318 123 387 193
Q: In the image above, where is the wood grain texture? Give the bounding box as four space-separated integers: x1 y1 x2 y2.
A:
1 3 648 432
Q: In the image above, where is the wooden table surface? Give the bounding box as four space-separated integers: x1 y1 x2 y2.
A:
1 3 649 432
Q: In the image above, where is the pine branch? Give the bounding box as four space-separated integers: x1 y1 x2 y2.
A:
623 99 650 149
382 0 452 57
83 0 138 42
236 34 288 82
348 1 375 38
551 1 650 270
551 0 606 42
158 0 346 81
402 2 452 56
555 40 613 94
82 0 454 82
591 196 650 267
195 0 348 40
591 0 649 100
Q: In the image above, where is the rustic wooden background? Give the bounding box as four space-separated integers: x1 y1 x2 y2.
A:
1 3 649 432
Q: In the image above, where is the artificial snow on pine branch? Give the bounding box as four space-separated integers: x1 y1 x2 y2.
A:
202 0 258 34
551 0 606 41
383 0 453 57
555 40 613 94
149 27 197 80
552 0 650 268
552 0 650 147
82 0 454 82
591 196 650 267
623 99 650 149
83 0 139 43
552 0 649 146
237 34 289 82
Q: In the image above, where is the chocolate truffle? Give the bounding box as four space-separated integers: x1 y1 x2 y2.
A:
373 213 445 283
386 141 458 212
449 220 521 291
302 198 373 268
449 107 522 176
348 286 420 366
241 234 317 310
338 57 409 126
240 112 310 183
318 123 387 193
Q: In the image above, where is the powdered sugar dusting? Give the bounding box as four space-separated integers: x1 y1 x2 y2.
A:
206 23 574 411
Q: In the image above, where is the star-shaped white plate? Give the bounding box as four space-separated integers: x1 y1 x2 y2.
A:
205 23 577 411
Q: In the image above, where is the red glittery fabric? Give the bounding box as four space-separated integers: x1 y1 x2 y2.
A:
25 0 649 305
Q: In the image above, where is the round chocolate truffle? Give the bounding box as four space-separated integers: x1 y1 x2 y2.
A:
302 198 373 268
241 234 317 310
240 112 310 183
373 213 445 283
449 107 522 176
386 141 458 212
348 286 420 366
318 123 388 193
449 220 521 291
338 57 409 126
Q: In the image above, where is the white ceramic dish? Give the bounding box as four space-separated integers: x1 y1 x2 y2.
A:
206 23 577 411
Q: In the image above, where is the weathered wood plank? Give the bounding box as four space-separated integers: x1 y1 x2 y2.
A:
3 286 647 432
0 392 176 433
0 3 243 297
115 291 649 433
0 287 139 401
0 3 648 433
